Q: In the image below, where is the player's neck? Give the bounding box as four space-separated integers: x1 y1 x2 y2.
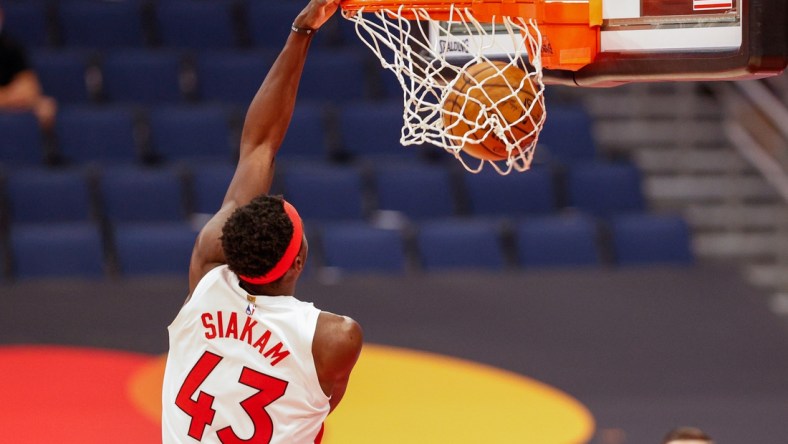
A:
238 279 295 297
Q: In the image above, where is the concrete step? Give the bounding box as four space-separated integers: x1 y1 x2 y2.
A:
585 94 722 120
694 231 783 260
595 120 728 149
683 202 788 231
645 174 779 204
633 146 753 175
746 261 788 290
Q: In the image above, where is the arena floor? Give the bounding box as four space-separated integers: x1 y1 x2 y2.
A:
2 263 787 443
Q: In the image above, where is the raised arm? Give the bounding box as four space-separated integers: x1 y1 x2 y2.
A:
188 0 340 292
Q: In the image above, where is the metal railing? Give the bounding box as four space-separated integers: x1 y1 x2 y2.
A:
718 74 788 295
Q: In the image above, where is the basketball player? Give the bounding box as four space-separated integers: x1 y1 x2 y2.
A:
161 1 362 442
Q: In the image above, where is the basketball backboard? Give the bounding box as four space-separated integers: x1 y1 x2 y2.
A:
428 0 787 86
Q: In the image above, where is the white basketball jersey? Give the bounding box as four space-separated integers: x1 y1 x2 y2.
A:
162 265 330 444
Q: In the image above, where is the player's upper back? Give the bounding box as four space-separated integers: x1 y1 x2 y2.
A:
162 265 330 444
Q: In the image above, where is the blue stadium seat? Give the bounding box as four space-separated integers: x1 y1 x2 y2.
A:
154 0 238 49
194 50 277 105
515 214 600 268
462 165 557 217
57 0 146 49
319 222 407 273
373 163 457 220
278 102 330 160
113 223 198 276
148 105 235 164
416 219 506 271
0 112 46 166
54 105 140 164
101 50 183 104
5 167 94 224
30 50 92 104
538 104 597 164
3 2 51 48
99 165 186 223
10 223 105 279
566 161 646 217
299 50 367 102
247 2 337 49
337 101 421 160
609 213 694 266
190 163 235 215
280 164 366 222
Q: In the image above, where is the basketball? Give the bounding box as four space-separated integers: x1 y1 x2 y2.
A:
442 60 542 161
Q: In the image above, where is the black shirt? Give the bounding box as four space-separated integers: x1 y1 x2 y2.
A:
0 31 30 86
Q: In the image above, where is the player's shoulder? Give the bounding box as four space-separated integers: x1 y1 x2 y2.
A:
317 312 362 343
315 312 363 359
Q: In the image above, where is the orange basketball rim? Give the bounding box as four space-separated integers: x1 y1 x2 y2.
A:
340 0 603 71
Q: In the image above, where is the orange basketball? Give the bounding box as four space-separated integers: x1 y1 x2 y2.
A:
442 60 542 161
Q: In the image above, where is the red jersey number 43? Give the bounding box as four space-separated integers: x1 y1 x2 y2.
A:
175 351 289 443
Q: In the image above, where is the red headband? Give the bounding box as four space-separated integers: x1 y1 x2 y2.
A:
238 200 303 285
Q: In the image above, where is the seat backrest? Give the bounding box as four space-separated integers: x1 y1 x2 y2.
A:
0 112 45 166
566 161 646 217
277 102 330 160
189 164 235 215
101 50 183 104
148 105 235 163
195 50 277 105
57 0 146 49
247 2 338 49
515 214 600 268
462 165 557 217
280 164 366 222
299 50 367 103
6 167 94 224
10 223 105 279
154 0 238 49
3 2 51 48
337 101 422 161
54 105 139 164
319 222 407 273
609 213 694 266
416 219 506 271
538 104 597 164
30 50 92 104
373 163 457 220
113 223 197 276
99 166 186 223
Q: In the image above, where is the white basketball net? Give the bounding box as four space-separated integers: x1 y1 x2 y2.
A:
342 5 546 174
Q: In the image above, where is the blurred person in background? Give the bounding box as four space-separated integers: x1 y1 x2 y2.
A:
0 2 57 129
662 426 713 444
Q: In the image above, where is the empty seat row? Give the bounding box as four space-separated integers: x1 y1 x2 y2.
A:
4 0 362 51
0 161 646 227
318 213 693 273
1 212 693 280
0 101 595 167
278 161 644 221
30 48 373 105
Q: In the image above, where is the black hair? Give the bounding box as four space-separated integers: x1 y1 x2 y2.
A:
663 426 712 443
220 194 294 279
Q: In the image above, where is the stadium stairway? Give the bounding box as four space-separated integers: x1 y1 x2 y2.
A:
580 80 788 297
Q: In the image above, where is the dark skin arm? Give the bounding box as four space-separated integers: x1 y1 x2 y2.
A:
188 0 341 294
313 312 363 412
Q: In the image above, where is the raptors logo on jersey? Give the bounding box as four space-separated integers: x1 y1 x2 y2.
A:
161 265 330 444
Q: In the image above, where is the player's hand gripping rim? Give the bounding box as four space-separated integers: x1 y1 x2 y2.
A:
294 0 341 32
